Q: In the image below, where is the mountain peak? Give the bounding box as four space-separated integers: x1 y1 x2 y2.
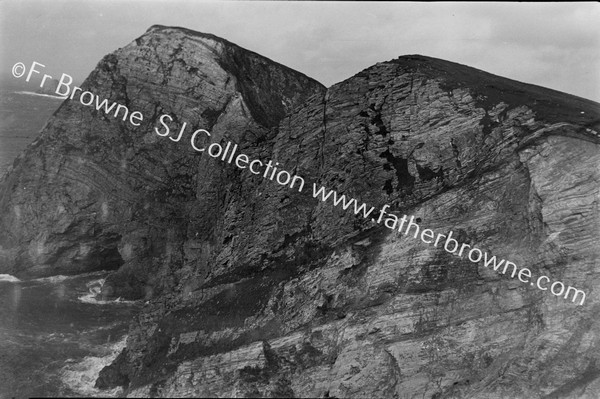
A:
144 24 239 47
380 54 600 131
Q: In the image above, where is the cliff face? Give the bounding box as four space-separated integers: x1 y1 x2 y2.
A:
2 26 600 398
0 25 324 286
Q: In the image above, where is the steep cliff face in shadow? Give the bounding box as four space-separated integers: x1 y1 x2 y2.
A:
2 26 600 398
0 25 325 287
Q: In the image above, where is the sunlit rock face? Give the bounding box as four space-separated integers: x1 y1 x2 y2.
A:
2 25 600 398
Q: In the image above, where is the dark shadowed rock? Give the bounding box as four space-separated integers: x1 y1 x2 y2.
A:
95 349 130 389
1 25 600 398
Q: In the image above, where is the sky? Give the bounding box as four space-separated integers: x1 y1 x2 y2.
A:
1 1 599 102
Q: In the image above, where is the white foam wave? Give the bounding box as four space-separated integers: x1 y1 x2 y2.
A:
32 275 71 283
78 293 137 305
78 293 110 305
86 277 106 288
0 274 20 282
80 278 105 304
20 271 110 287
16 90 67 100
60 336 127 397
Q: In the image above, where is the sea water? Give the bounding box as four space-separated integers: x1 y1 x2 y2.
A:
0 272 139 398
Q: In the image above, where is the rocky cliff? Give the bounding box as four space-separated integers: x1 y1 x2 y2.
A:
0 25 325 286
2 25 600 398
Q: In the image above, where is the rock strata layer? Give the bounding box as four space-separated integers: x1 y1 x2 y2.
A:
2 26 600 398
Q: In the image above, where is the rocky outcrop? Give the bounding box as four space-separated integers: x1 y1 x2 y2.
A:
0 25 324 284
2 25 600 398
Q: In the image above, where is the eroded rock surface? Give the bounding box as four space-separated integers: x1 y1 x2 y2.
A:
0 25 324 284
2 25 600 398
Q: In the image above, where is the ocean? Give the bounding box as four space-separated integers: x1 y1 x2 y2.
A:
0 82 138 398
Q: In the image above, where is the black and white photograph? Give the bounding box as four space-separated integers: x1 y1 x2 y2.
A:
0 1 599 398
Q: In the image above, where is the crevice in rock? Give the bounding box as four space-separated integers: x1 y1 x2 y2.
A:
378 149 415 190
